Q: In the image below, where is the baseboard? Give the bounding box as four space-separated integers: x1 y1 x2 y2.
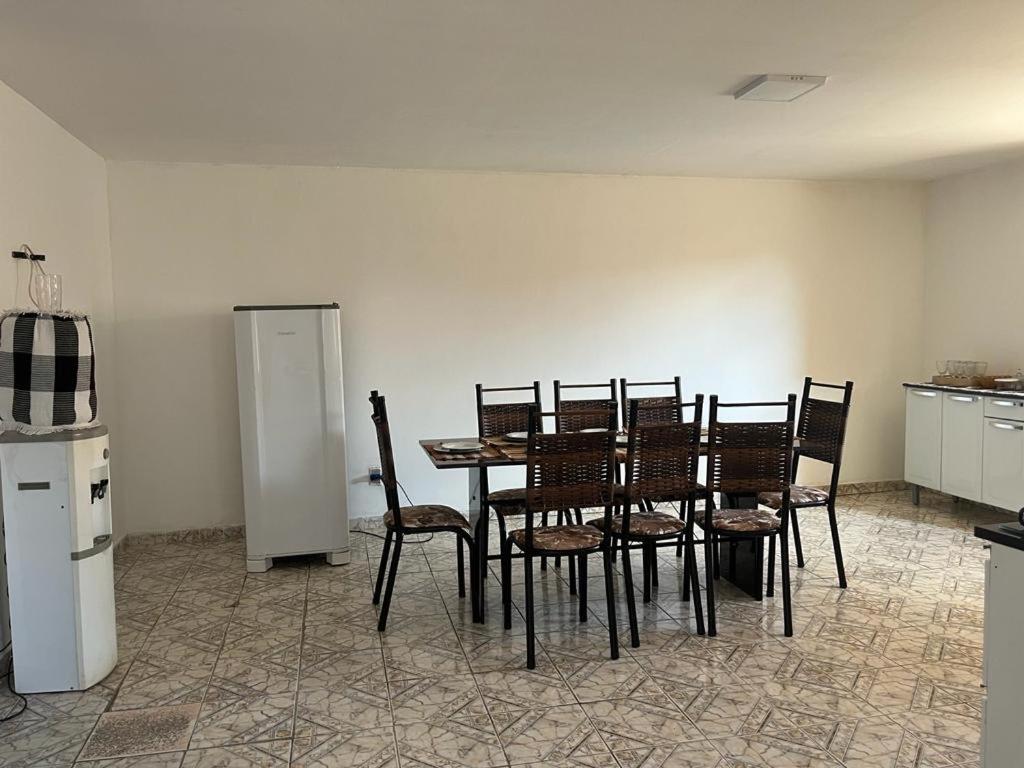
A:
117 525 244 552
832 480 909 496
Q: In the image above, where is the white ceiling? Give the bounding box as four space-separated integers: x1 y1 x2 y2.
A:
3 1 1024 180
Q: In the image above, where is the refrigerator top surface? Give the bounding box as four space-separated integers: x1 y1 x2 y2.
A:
0 424 108 444
233 303 339 312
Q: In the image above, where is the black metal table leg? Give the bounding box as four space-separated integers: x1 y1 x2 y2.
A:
717 491 765 601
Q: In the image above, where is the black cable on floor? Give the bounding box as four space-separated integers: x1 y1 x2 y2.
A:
0 651 27 723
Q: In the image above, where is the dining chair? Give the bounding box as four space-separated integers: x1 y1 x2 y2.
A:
476 382 542 568
501 407 619 669
609 395 684 579
619 376 682 430
758 378 854 588
369 391 479 630
553 378 619 432
589 398 706 647
552 378 619 591
700 394 797 637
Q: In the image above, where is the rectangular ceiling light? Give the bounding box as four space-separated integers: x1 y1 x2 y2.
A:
734 74 827 102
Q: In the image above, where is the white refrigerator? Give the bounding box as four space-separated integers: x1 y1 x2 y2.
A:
234 304 350 572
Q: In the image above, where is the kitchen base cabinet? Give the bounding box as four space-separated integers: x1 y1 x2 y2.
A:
941 392 984 503
905 384 1024 512
905 387 942 493
982 418 1024 510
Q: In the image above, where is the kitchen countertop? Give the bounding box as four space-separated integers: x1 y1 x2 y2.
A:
975 522 1024 551
903 382 1024 399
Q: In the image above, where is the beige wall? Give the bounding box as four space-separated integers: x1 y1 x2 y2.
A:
924 158 1024 377
0 80 117 651
0 80 118 522
107 161 926 533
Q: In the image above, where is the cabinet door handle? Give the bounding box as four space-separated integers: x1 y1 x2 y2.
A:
949 395 978 403
991 399 1023 407
990 421 1024 431
912 390 938 397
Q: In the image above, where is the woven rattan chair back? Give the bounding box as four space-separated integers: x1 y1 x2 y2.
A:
525 407 617 519
369 391 403 525
624 397 703 503
706 395 797 496
795 378 854 468
553 379 618 433
625 397 684 425
476 381 542 438
619 376 682 428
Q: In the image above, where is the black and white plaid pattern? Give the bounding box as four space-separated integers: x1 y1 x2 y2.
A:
0 311 97 432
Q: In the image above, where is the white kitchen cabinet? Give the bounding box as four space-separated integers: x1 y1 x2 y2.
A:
941 392 984 502
984 397 1024 420
904 388 943 491
905 385 1024 511
983 418 1024 511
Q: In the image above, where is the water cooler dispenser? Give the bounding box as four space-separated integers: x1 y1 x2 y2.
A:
0 425 117 692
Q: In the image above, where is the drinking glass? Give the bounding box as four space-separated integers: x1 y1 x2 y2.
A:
31 273 62 312
936 360 949 375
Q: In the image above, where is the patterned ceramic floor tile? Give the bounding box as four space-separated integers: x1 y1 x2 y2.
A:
382 634 470 680
713 734 845 766
189 691 295 748
394 719 508 768
75 753 186 767
289 726 398 768
178 742 290 767
582 695 705 753
474 664 577 713
0 711 98 768
295 665 392 730
611 739 729 768
459 629 550 674
79 703 201 760
551 653 663 703
111 658 211 711
388 673 488 725
492 704 610 766
3 489 1003 768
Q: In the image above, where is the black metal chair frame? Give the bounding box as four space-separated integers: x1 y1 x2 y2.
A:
610 378 684 591
500 406 620 669
476 381 542 575
703 394 797 638
768 377 854 589
551 378 619 592
613 398 707 647
370 391 480 630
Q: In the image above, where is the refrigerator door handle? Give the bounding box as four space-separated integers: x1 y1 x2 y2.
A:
71 533 112 561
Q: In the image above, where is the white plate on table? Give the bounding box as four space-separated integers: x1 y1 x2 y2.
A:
579 427 609 433
437 441 485 453
503 432 529 443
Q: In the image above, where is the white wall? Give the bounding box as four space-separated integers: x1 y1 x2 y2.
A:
107 161 925 534
0 79 117 651
0 80 118 503
0 82 117 433
924 158 1024 376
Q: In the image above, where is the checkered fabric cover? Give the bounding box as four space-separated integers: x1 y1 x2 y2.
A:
0 310 97 433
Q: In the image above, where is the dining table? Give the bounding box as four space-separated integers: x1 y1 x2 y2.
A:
418 432 803 620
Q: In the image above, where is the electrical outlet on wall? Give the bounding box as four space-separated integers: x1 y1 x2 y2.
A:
368 466 382 485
